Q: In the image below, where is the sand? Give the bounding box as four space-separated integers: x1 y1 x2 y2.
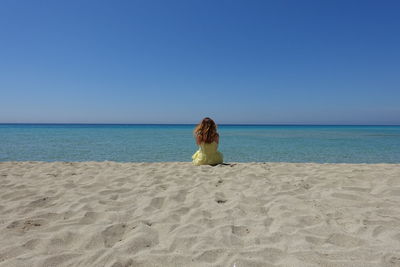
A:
0 162 400 267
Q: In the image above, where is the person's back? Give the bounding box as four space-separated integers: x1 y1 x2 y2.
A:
192 117 223 166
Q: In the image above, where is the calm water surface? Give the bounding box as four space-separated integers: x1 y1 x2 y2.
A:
1 124 399 163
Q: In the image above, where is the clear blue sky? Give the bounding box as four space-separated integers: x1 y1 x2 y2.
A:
1 0 399 124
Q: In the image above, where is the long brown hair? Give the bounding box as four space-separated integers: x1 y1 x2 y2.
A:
193 117 219 144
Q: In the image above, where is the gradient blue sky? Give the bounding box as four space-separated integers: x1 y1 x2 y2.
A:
1 0 399 124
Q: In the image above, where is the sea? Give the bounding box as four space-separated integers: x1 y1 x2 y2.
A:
0 124 399 163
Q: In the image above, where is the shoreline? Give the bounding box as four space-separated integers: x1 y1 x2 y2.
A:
2 161 400 164
1 162 400 266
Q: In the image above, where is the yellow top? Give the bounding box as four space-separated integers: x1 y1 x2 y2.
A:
192 141 223 166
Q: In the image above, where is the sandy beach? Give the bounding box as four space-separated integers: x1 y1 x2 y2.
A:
1 162 400 267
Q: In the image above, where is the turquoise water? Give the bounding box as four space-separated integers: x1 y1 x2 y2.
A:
0 124 399 163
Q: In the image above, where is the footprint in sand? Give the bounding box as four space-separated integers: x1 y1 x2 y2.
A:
195 248 226 263
22 238 41 250
169 190 187 202
79 211 101 224
101 223 127 248
231 225 250 236
144 197 165 211
383 253 400 266
215 192 227 204
6 218 45 233
122 224 159 254
28 197 51 207
326 233 364 248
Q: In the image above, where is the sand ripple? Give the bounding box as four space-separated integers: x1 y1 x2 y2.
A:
1 162 400 266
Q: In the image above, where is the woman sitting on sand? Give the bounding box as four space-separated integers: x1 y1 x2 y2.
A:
192 117 223 166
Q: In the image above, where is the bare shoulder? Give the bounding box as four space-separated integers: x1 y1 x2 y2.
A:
196 134 202 145
214 133 219 144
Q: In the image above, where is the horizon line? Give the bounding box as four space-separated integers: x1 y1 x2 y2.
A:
1 123 400 126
